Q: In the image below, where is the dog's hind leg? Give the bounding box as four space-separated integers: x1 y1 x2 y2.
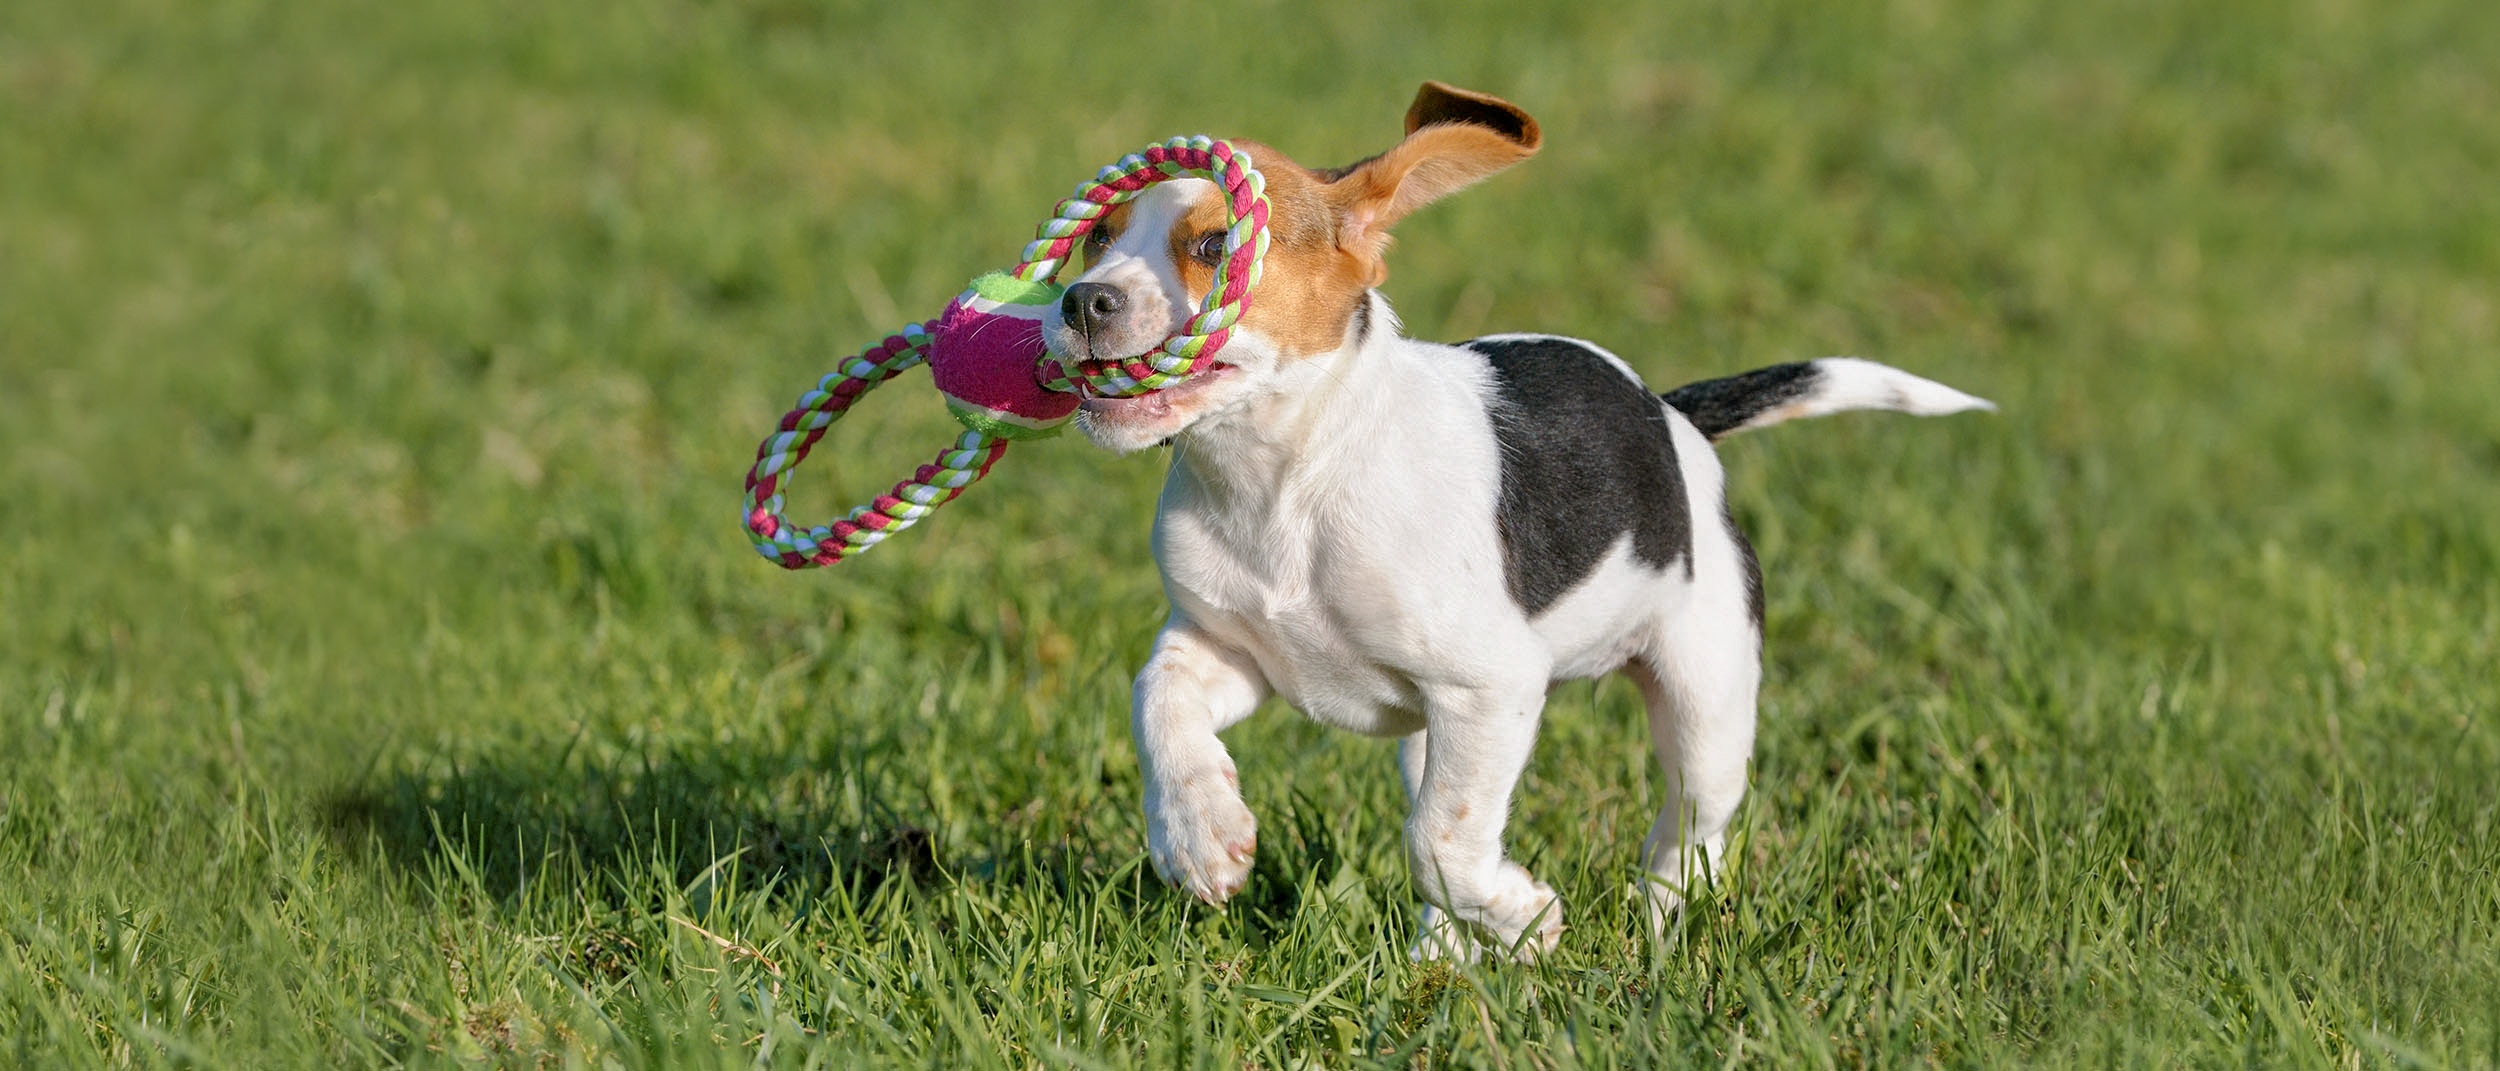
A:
1628 585 1762 934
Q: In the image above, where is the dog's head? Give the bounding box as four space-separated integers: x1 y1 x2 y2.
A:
1044 82 1541 453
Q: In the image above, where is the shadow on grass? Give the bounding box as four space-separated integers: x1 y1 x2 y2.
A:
321 742 1348 946
322 745 970 911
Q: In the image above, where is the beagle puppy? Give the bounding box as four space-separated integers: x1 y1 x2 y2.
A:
1044 82 1992 960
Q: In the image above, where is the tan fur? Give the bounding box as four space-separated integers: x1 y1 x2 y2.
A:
1209 149 1377 359
1080 85 1539 364
1330 85 1541 285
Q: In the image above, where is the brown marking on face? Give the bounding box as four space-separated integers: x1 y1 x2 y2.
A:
1155 141 1375 360
1327 85 1541 285
1112 83 1539 364
1078 202 1132 271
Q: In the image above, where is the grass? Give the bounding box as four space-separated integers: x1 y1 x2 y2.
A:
3 0 2496 1065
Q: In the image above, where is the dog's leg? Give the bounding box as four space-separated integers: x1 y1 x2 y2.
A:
1134 622 1271 904
1400 730 1483 962
1628 608 1761 933
1405 680 1562 961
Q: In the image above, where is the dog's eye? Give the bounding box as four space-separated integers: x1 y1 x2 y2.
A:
1083 226 1113 251
1190 230 1227 266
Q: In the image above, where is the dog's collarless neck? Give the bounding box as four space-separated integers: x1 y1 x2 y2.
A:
1171 291 1399 495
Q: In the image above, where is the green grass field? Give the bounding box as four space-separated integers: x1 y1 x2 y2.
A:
5 0 2496 1066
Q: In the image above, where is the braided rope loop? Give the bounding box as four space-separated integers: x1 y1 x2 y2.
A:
742 325 1012 568
1022 136 1271 398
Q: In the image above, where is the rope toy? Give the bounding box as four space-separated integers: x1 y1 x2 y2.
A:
741 136 1272 568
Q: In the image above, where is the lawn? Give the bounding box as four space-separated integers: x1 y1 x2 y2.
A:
3 0 2495 1066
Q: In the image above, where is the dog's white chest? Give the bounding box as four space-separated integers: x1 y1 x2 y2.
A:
1151 492 1434 738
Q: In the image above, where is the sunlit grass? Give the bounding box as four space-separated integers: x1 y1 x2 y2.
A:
3 0 2495 1066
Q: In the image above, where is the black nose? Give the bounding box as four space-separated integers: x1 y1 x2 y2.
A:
1062 282 1126 336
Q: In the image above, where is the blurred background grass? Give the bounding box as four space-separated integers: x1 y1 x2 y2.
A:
2 0 2495 1066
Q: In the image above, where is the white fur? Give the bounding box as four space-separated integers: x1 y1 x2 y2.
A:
1057 183 1981 961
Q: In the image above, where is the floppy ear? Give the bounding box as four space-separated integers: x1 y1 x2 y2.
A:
1329 82 1542 283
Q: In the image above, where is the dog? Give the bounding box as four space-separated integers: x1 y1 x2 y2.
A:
1041 82 1992 960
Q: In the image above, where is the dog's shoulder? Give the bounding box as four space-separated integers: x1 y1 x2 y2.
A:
1459 334 1695 614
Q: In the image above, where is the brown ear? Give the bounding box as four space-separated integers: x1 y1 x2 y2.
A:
1405 81 1542 145
1330 82 1541 282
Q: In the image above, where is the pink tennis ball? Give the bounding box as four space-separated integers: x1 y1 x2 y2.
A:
925 273 1079 440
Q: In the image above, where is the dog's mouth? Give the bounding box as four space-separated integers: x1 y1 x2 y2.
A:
1075 363 1234 424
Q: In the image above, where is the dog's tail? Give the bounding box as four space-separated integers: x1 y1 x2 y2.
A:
1661 357 1995 441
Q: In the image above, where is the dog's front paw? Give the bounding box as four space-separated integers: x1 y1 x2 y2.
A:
1490 860 1550 960
1475 862 1563 962
1144 763 1257 904
1411 863 1563 963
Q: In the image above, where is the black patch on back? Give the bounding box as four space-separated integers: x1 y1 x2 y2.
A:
1466 337 1692 614
1659 361 1819 440
1726 501 1764 631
